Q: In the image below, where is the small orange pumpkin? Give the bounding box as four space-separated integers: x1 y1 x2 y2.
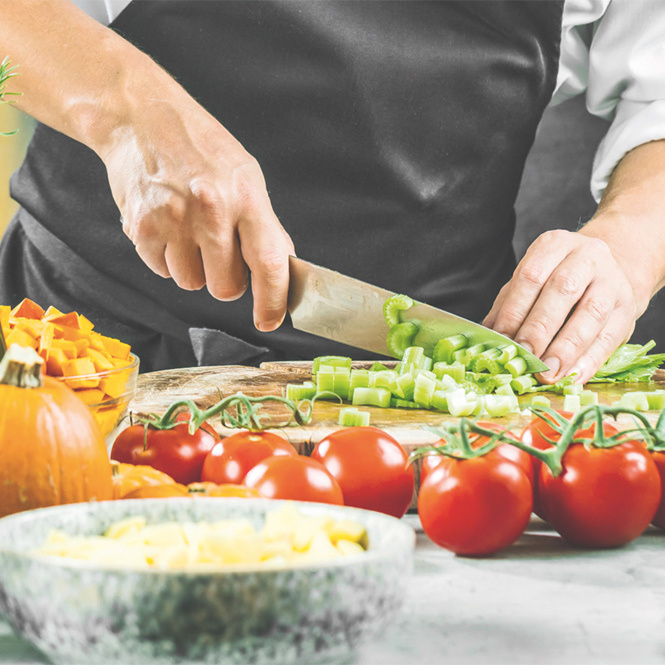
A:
0 344 113 517
111 461 177 499
122 483 189 499
187 481 261 498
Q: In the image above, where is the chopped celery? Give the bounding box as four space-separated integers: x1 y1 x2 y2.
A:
413 372 437 408
349 369 370 393
471 347 503 374
504 356 527 378
390 398 421 409
430 390 449 411
433 361 465 383
510 375 536 395
446 390 476 417
494 373 514 386
579 390 598 406
352 387 391 408
437 374 459 391
369 361 391 372
562 393 581 413
563 384 583 396
530 395 551 409
495 383 515 397
312 355 352 375
338 407 371 427
497 343 518 364
457 342 487 366
617 391 649 411
316 367 350 400
383 294 414 327
484 394 514 418
389 373 416 401
433 334 468 364
369 369 399 389
286 382 317 401
646 390 665 411
386 321 419 359
401 345 426 368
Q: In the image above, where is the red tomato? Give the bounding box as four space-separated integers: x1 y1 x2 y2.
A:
418 455 533 556
201 430 297 485
650 451 665 530
539 438 661 548
244 455 344 505
311 427 414 518
520 411 574 519
175 411 220 440
110 422 218 485
420 422 532 488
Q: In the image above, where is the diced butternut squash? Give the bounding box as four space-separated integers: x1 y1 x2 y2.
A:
5 327 38 349
10 297 45 320
74 388 107 405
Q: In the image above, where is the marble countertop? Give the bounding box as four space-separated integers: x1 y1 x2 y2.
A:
2 515 664 665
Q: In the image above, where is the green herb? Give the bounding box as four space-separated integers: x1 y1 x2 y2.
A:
588 340 665 383
0 56 21 137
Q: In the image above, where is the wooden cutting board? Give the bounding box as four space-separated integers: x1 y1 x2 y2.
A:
128 361 665 456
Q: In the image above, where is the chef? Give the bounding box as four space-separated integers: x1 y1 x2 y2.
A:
1 0 664 380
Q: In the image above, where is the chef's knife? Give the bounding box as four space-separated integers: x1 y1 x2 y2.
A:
287 256 549 373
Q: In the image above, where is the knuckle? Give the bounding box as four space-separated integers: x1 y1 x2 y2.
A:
550 269 582 298
516 262 547 289
519 317 552 344
258 249 288 285
555 331 586 361
581 296 612 324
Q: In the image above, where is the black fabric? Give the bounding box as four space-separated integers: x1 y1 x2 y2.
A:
2 0 564 369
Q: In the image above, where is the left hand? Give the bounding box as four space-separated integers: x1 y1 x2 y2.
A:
483 229 640 384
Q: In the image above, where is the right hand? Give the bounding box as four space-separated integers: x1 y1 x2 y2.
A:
103 90 294 332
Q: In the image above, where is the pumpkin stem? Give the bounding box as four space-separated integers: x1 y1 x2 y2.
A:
0 344 44 389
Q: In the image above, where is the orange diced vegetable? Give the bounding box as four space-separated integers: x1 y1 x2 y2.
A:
42 310 80 329
51 338 78 359
5 327 38 349
74 388 106 405
83 347 115 372
99 368 131 398
62 357 100 389
10 298 45 320
99 335 131 361
44 347 69 376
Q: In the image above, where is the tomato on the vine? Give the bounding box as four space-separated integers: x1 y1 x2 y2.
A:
201 430 297 485
418 454 533 556
421 421 532 488
244 455 344 505
538 434 661 548
649 451 665 530
110 421 218 485
311 426 414 518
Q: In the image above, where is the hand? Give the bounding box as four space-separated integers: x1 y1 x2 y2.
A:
104 91 294 332
483 229 640 384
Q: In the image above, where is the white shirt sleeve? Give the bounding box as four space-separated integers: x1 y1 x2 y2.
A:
555 0 665 201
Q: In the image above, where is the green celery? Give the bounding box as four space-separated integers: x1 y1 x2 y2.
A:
579 390 598 406
286 381 317 401
430 390 449 411
389 373 416 401
433 361 465 383
504 356 528 378
386 321 419 359
338 407 371 427
563 384 583 396
369 369 399 389
433 334 468 364
390 398 421 409
446 390 476 417
350 369 370 393
312 355 352 375
510 375 536 395
352 387 391 408
562 393 581 413
401 345 426 368
497 343 518 364
369 361 391 372
530 395 551 409
413 372 437 408
383 294 414 327
646 390 665 411
616 391 649 411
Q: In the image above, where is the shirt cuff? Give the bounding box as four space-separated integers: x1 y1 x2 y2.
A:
591 98 665 201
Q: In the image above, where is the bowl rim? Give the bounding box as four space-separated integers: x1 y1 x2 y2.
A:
54 352 140 382
0 497 416 576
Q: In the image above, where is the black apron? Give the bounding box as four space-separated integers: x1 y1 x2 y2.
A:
1 0 564 372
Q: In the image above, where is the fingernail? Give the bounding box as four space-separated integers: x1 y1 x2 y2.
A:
256 317 283 332
541 357 560 381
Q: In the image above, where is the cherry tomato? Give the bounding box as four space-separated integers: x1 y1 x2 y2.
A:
650 451 665 530
520 411 574 519
175 411 220 440
311 426 414 518
418 454 533 557
111 422 218 485
201 430 297 485
420 422 532 488
539 437 661 548
244 455 344 505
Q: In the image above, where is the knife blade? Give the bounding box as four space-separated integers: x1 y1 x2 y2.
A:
287 256 549 373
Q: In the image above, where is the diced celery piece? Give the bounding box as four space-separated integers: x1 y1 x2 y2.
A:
563 384 584 396
494 373 514 387
413 372 437 408
495 383 515 397
504 355 528 378
510 375 536 395
390 398 421 409
369 361 391 372
338 407 371 427
383 294 414 327
437 374 459 391
497 343 518 364
646 390 665 411
458 343 487 366
579 390 598 406
562 393 581 413
484 394 514 417
386 322 419 359
530 395 551 409
352 387 391 408
389 373 416 401
312 355 352 375
411 368 437 381
369 370 399 389
316 371 335 394
430 390 449 412
350 369 370 393
433 334 468 364
402 346 426 368
618 391 649 411
333 367 352 400
422 356 433 371
452 348 468 364
472 394 486 416
433 361 466 383
286 381 317 401
471 347 502 374
446 390 476 417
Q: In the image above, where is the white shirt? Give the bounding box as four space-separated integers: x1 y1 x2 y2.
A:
75 0 665 201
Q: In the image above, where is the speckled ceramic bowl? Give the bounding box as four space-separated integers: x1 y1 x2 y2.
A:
0 498 415 665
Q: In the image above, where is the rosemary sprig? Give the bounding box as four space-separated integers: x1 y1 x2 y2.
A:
0 56 21 137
